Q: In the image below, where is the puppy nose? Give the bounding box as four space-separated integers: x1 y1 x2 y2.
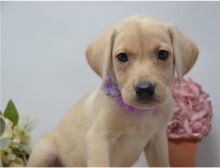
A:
135 83 155 101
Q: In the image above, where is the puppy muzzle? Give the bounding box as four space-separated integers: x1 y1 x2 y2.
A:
102 73 159 114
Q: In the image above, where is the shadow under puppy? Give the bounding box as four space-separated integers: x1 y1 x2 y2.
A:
27 15 198 167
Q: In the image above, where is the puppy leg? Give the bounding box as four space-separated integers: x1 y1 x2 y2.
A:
27 134 58 166
86 127 110 167
144 129 170 167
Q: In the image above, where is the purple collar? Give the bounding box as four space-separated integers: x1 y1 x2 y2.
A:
102 73 159 115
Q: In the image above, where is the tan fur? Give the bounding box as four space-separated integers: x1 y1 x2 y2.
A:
28 15 198 167
168 24 199 78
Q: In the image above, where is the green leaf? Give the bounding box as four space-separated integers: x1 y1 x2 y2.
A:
0 117 6 136
3 100 19 126
0 110 2 115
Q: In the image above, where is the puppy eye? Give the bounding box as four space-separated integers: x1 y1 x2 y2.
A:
158 50 169 60
117 53 128 62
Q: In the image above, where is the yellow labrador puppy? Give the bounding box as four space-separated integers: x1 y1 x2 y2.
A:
28 15 198 167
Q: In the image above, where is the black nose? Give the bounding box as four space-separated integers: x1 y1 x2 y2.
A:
135 83 155 101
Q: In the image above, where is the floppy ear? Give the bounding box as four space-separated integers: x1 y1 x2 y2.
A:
169 25 199 78
86 27 116 80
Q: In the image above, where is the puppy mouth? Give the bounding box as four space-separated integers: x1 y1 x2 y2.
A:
138 99 155 104
136 94 163 105
123 96 160 109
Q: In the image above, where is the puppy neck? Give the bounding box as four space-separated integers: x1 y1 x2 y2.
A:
102 73 159 115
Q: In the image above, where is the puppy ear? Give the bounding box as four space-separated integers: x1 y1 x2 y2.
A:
169 25 199 78
86 27 116 79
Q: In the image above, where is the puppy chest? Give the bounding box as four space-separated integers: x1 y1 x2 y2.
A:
110 132 150 166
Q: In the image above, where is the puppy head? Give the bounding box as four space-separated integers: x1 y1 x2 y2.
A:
86 16 198 109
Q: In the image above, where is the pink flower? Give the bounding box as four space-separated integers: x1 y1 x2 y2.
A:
167 78 213 140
